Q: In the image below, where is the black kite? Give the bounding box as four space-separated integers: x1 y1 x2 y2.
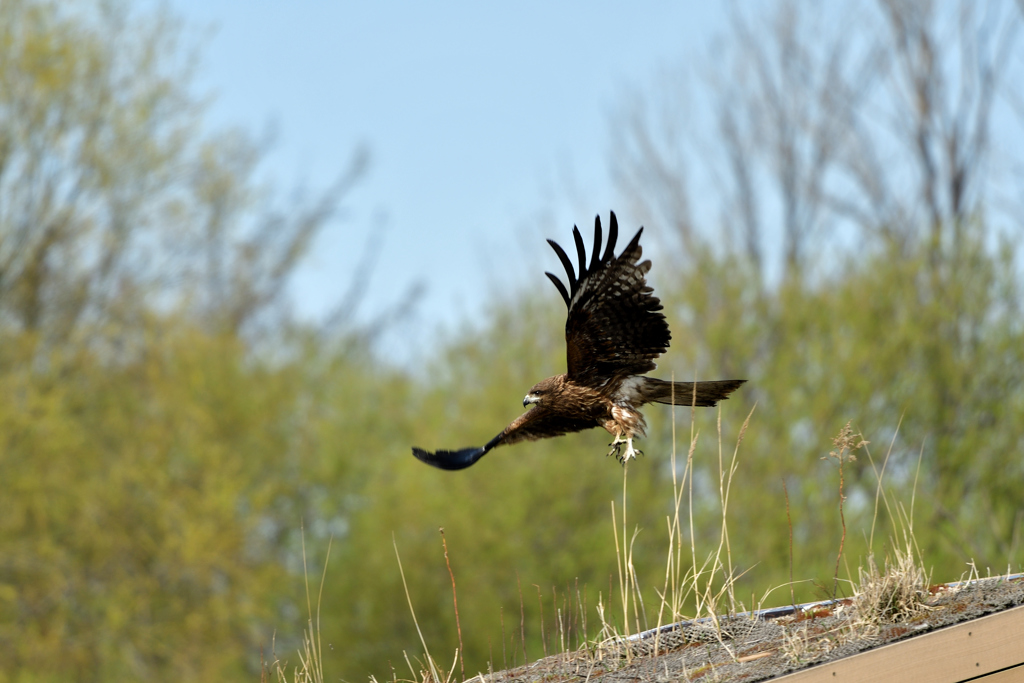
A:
413 213 745 470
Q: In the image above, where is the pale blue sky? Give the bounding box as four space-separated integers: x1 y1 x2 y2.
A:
165 2 730 354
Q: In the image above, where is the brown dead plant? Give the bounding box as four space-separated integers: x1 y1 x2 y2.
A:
823 421 869 599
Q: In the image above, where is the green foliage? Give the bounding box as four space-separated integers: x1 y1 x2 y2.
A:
0 0 374 680
644 225 1024 602
312 292 746 681
0 0 363 346
319 219 1024 681
7 225 1020 682
1 325 264 678
2 0 1023 682
0 318 417 682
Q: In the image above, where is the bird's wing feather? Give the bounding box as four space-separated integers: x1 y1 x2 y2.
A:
498 406 595 446
545 212 670 386
411 406 594 471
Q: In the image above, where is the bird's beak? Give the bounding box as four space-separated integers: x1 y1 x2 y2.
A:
523 394 538 407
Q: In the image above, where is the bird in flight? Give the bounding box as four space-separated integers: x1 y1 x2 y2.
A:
413 212 745 470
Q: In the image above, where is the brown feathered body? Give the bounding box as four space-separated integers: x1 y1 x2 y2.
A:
412 213 745 470
510 373 742 452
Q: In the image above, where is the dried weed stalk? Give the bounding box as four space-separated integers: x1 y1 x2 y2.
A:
823 421 868 598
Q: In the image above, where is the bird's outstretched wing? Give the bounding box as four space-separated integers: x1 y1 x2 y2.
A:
546 212 670 387
412 406 595 470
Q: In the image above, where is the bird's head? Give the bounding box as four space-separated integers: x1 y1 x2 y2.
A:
523 376 561 407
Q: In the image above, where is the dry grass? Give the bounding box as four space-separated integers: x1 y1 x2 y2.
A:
266 528 331 683
362 406 991 683
853 547 930 626
779 622 835 665
574 410 943 678
853 416 931 627
777 419 932 665
582 391 758 671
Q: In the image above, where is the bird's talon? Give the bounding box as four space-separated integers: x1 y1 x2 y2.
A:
607 436 628 460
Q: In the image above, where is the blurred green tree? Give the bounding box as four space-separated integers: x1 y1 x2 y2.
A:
0 0 366 349
333 1 1024 679
612 0 1024 588
0 0 374 680
3 0 1024 682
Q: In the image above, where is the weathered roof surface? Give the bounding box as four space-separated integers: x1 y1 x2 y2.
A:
473 574 1024 683
774 602 1024 681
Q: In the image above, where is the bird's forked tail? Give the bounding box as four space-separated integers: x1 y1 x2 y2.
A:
638 378 746 407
